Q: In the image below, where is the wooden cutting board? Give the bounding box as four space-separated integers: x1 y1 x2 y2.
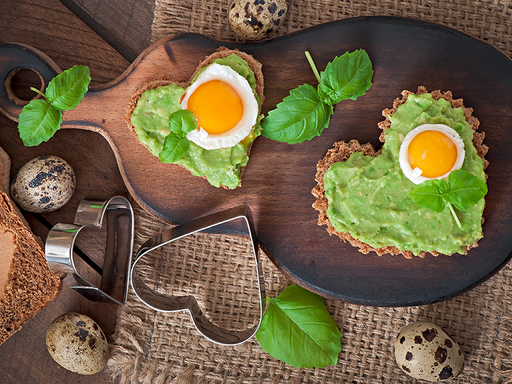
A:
1 17 512 306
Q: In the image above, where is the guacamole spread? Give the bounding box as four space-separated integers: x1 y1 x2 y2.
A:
323 93 486 255
130 54 262 189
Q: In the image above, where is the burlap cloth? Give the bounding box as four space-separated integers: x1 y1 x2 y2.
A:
107 1 512 383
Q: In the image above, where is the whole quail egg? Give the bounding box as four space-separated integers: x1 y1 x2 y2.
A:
229 0 288 40
46 313 110 375
10 155 75 213
394 321 464 382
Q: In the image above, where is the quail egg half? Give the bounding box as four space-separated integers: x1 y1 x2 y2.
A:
399 124 465 185
181 63 259 150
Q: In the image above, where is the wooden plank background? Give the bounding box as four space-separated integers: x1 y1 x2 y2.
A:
0 0 155 382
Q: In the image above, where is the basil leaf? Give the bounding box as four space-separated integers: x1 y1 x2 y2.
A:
261 84 333 144
444 170 487 211
409 178 451 213
255 284 341 369
159 133 190 163
46 65 91 111
168 109 197 137
18 99 62 147
318 49 373 105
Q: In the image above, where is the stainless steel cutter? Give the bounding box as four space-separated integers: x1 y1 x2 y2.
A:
130 205 265 345
45 196 134 305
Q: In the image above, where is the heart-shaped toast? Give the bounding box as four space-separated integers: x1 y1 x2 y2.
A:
125 48 264 190
312 87 489 259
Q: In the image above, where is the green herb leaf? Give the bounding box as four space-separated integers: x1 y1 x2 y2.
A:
408 178 451 213
444 170 488 211
318 49 374 105
17 65 90 147
46 65 91 111
305 51 322 83
168 109 197 137
159 133 190 163
18 99 62 146
447 202 463 229
262 50 373 144
409 169 486 229
261 84 333 144
255 284 341 369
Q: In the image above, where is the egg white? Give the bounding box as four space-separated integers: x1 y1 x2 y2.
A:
399 124 465 184
181 63 258 150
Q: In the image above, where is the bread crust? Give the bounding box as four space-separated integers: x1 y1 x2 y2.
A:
312 86 488 259
0 191 62 344
124 47 264 189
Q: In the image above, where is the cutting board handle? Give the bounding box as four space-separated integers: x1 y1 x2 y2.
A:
0 43 61 121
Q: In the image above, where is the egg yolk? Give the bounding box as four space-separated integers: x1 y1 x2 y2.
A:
408 130 458 178
187 80 243 134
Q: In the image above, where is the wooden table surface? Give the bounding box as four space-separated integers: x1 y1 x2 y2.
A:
0 0 155 382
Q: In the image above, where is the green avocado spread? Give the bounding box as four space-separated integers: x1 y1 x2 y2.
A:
130 54 262 189
323 93 486 256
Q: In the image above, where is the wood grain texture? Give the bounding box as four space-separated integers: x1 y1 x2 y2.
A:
59 0 155 61
3 17 512 307
0 0 131 382
0 0 130 85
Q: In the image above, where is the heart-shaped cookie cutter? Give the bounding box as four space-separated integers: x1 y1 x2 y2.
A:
130 205 265 345
45 196 134 305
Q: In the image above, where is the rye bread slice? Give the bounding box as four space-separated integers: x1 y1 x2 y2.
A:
124 47 264 189
0 190 62 345
312 86 489 259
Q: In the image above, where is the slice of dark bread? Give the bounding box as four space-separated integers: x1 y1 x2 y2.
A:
124 47 264 189
0 190 62 345
312 86 489 259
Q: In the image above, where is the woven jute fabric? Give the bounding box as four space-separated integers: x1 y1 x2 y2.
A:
151 0 512 58
108 204 512 384
108 1 512 383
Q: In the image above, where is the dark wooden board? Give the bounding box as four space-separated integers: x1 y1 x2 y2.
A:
2 16 512 306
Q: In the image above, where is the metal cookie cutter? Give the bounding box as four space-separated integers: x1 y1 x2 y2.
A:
131 205 265 345
45 196 134 305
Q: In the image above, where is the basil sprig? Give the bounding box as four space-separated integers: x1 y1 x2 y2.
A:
159 110 197 163
255 284 342 369
18 65 91 146
261 50 373 144
409 169 487 229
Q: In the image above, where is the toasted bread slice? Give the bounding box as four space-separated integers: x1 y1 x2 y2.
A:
312 86 488 259
124 47 264 189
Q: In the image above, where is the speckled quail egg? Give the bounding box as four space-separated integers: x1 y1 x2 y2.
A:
10 155 75 213
46 313 110 375
394 321 464 382
229 0 288 40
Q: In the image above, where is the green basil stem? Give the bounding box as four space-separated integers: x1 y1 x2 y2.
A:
30 87 47 100
447 202 462 229
305 51 322 84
